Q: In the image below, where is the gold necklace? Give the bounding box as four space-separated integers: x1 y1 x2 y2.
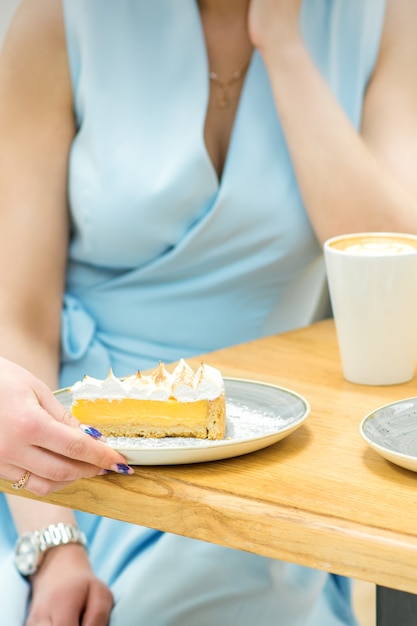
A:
209 60 250 109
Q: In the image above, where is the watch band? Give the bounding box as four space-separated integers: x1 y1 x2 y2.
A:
14 523 87 577
37 523 87 552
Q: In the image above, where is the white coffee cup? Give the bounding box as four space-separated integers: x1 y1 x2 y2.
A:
323 232 417 385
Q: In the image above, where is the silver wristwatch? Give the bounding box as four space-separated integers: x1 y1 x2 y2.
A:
14 522 87 577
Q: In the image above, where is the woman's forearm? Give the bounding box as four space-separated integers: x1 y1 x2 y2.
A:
7 496 77 535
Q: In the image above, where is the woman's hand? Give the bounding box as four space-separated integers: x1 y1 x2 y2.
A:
0 357 133 495
26 544 113 626
248 0 303 52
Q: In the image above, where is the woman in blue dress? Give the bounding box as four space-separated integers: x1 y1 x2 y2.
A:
1 0 417 624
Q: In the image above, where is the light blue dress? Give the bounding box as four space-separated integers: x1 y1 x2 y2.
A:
0 0 386 623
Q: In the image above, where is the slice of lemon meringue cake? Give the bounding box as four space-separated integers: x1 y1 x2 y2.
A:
70 359 226 440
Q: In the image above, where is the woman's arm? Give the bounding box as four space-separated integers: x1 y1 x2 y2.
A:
248 0 417 243
0 1 123 623
0 0 131 493
9 494 114 626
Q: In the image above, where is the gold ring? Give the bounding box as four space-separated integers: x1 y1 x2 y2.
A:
12 470 31 490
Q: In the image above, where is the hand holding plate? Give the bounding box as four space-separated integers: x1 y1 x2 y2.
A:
0 357 133 495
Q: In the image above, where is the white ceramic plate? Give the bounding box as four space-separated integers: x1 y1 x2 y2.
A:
56 378 310 465
360 397 417 472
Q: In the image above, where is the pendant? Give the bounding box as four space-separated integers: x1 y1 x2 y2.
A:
216 87 230 109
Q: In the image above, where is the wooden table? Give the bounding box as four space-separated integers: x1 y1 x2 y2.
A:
2 318 417 625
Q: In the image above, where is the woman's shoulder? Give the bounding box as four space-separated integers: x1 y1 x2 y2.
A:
3 0 66 60
0 0 73 148
1 0 70 104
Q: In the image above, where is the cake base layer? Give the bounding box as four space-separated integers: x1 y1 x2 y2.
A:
72 395 226 440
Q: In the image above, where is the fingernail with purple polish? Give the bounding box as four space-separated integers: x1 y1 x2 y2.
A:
80 424 107 441
111 463 134 475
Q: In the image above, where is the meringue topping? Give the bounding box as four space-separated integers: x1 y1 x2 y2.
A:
71 360 224 403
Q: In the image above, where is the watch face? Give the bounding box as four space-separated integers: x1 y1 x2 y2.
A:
15 533 40 576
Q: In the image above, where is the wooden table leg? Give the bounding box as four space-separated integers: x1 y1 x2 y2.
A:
377 586 417 625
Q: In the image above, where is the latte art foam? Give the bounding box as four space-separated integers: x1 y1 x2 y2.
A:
345 241 417 255
330 235 417 255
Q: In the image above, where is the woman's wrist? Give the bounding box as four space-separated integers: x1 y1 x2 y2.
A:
14 522 87 577
30 542 91 584
248 0 303 59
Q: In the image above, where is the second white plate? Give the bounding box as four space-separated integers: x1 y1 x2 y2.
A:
360 396 417 472
56 377 310 465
